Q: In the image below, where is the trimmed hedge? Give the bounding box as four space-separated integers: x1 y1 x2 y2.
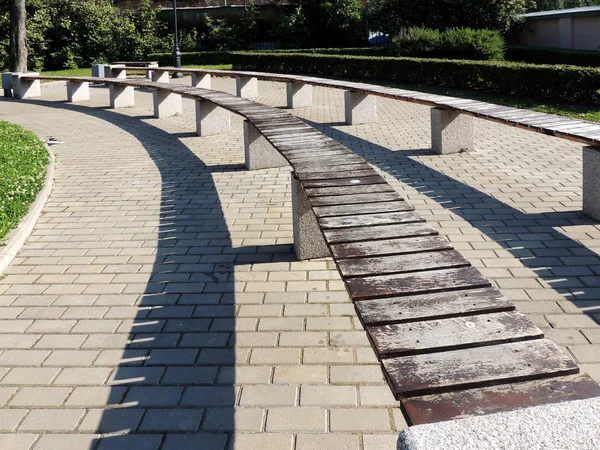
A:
230 52 600 105
506 46 600 68
392 27 505 61
147 51 233 67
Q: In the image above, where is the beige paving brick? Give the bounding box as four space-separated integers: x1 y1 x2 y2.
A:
296 434 359 450
568 345 600 363
306 317 353 331
53 368 112 385
0 350 49 366
330 366 385 384
363 434 401 450
240 385 297 406
283 304 327 316
304 348 354 364
279 332 327 347
34 434 100 450
265 407 326 432
232 433 293 450
1 368 59 385
330 409 391 432
273 365 327 383
0 433 39 450
359 385 400 406
301 385 357 406
546 315 599 328
19 409 85 431
250 348 300 364
10 386 71 406
258 318 303 331
0 409 30 431
65 386 126 406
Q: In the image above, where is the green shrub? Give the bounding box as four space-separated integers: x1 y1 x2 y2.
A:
393 27 505 61
0 121 49 241
230 51 600 105
506 46 600 68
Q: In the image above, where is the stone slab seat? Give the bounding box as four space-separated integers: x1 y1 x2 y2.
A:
15 74 600 438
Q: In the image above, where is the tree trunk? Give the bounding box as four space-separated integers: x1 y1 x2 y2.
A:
9 0 27 72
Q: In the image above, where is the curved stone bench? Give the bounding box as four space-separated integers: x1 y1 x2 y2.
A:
10 72 600 434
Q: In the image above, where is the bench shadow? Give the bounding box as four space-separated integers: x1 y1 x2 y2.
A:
302 117 600 317
9 96 294 449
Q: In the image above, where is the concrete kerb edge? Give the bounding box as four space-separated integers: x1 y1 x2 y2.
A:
0 143 55 275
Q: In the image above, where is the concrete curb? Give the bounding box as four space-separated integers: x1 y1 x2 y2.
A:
0 144 55 275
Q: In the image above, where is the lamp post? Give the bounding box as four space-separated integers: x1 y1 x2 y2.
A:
172 0 183 78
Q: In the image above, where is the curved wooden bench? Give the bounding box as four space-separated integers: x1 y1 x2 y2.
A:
121 65 600 223
11 72 600 427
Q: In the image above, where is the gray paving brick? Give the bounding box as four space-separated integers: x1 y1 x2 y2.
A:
78 408 144 433
139 408 204 432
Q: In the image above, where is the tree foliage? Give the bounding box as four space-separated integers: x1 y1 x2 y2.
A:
1 0 170 71
526 0 600 11
275 0 364 48
368 0 528 36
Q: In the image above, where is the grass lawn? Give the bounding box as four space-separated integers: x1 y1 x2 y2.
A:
0 122 49 242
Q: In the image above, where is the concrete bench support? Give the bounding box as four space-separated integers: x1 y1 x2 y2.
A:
11 73 41 99
583 146 600 221
105 65 126 79
286 82 313 109
244 121 288 170
192 73 211 89
153 90 182 118
67 81 90 103
236 76 258 99
292 173 330 260
151 70 169 83
344 91 377 125
195 100 231 136
431 107 474 154
109 85 135 109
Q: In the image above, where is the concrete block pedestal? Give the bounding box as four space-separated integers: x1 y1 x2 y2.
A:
153 91 182 118
151 71 170 84
67 81 90 103
192 73 211 89
286 82 313 109
291 173 330 261
236 76 258 99
244 121 288 171
109 85 134 109
431 107 474 154
583 145 600 221
345 91 377 125
196 100 231 136
11 73 41 99
400 397 600 450
104 65 126 79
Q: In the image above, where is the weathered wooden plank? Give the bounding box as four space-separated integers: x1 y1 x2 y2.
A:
295 163 373 175
338 249 470 277
346 266 491 300
331 235 451 258
382 339 578 398
293 156 366 169
323 222 437 244
368 311 542 358
305 184 394 198
402 373 600 425
298 169 378 181
302 175 387 188
309 192 404 207
315 201 414 219
356 287 513 325
319 211 424 230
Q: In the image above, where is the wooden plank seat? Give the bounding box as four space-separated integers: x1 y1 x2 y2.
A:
12 73 600 428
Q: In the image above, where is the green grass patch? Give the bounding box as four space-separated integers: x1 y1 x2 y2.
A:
41 67 92 80
0 122 49 241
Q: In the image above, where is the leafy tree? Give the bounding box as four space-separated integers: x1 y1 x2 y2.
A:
276 0 364 48
527 0 600 11
369 0 528 35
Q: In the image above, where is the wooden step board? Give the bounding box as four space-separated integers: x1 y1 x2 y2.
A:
289 165 600 424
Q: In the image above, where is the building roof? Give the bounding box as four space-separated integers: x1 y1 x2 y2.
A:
524 5 600 21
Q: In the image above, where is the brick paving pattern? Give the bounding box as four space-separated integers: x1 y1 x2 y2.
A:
0 77 598 449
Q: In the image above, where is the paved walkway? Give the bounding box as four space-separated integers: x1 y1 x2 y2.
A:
0 77 598 450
